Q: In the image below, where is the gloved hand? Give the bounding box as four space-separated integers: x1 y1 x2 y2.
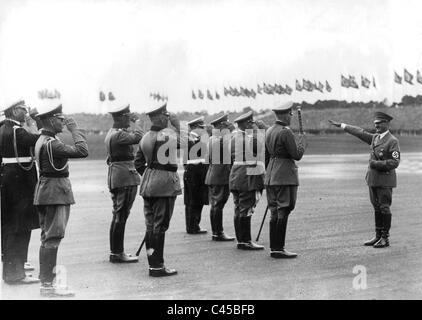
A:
328 120 341 127
64 117 78 132
168 113 180 131
254 119 268 130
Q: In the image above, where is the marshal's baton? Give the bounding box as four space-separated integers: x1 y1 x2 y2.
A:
255 205 269 242
135 235 146 257
297 107 304 134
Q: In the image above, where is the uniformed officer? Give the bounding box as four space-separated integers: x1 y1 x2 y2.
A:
329 111 400 248
33 95 88 296
0 98 40 284
105 100 143 263
229 110 266 250
134 101 181 277
204 114 235 241
265 101 307 258
184 116 209 234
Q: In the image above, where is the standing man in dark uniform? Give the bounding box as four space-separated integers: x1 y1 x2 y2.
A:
205 114 235 241
229 111 266 250
34 96 88 297
265 102 307 259
0 98 40 284
329 111 400 248
105 100 143 263
184 116 208 234
135 101 181 277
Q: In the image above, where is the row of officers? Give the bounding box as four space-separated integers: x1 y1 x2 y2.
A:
0 95 400 297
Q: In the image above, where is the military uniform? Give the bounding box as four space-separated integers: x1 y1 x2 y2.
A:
340 111 400 248
33 102 88 296
184 117 209 234
205 114 234 241
229 111 265 250
134 103 180 277
265 101 306 258
105 103 143 262
0 100 40 284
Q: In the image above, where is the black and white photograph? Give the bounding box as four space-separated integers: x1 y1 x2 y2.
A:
1 0 422 304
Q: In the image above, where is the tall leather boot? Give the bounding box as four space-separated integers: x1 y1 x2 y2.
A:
149 233 177 277
364 212 382 246
109 220 138 263
269 217 278 251
185 206 192 233
39 247 58 284
271 215 297 258
192 205 207 234
238 216 264 250
373 214 391 248
234 216 242 246
212 209 235 241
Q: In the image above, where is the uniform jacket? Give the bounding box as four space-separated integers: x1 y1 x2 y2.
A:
135 125 182 197
183 131 209 205
105 127 142 191
344 124 400 188
204 132 232 186
0 119 39 233
264 120 306 186
229 129 264 192
33 129 88 205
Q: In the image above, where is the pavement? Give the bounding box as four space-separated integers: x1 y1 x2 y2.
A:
1 153 422 300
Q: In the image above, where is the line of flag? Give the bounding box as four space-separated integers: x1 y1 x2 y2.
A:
394 69 422 85
340 75 376 89
149 92 168 101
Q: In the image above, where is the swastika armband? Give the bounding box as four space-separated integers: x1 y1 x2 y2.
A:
392 151 400 160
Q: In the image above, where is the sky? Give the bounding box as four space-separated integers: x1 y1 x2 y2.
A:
1 0 422 114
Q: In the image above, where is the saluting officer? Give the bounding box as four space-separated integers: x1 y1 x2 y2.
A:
229 111 266 250
134 101 181 277
184 116 208 234
329 111 400 248
0 98 40 285
204 114 235 241
265 102 307 259
105 99 143 263
33 95 88 297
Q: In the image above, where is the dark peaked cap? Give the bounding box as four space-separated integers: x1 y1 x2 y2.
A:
210 113 228 126
187 116 205 127
233 110 254 123
374 111 393 123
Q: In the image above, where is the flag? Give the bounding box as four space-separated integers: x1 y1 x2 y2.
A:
279 84 286 94
372 76 376 88
348 75 359 89
361 76 371 89
303 79 313 92
257 84 263 94
325 81 332 92
233 87 240 96
341 75 350 88
285 85 293 95
394 72 402 84
224 87 229 96
295 80 302 91
198 90 204 99
404 68 414 84
192 90 196 99
250 89 257 99
274 84 281 94
215 91 220 99
417 70 422 84
108 92 116 101
317 81 324 92
99 91 106 101
263 83 273 95
207 89 213 100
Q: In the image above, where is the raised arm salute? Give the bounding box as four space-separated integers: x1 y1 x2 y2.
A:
33 97 88 297
329 111 400 248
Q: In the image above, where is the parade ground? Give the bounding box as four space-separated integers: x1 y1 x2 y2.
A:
1 152 422 300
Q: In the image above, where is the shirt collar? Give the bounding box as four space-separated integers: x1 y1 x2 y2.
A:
5 118 21 126
379 130 389 140
276 120 288 126
41 129 56 138
151 125 166 132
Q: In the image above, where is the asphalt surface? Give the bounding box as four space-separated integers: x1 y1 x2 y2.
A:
1 153 422 300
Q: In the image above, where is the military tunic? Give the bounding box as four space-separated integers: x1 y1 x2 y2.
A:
105 126 142 254
205 133 232 235
0 119 39 282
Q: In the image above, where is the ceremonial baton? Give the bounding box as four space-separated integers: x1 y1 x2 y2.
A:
297 107 304 134
135 235 146 257
255 205 269 242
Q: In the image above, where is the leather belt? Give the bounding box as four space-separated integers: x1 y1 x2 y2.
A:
2 157 33 164
148 163 178 172
41 172 69 178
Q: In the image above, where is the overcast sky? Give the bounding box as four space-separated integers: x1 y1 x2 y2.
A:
1 0 422 114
